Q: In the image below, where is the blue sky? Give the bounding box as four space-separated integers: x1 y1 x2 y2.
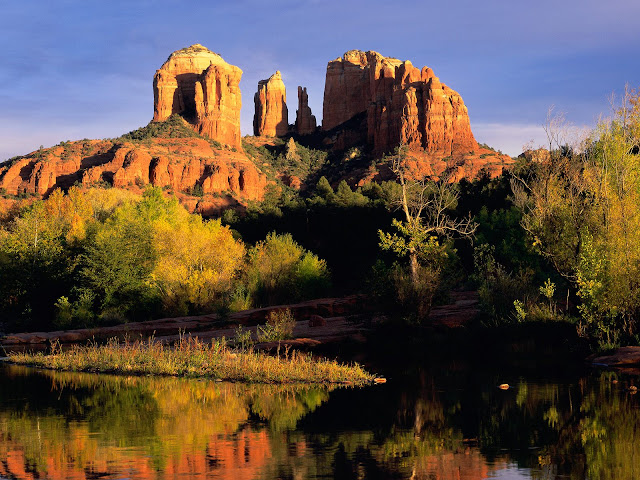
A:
2 0 639 160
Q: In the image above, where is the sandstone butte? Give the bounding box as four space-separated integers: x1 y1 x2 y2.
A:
0 45 516 211
322 50 513 180
253 71 289 137
295 86 317 135
153 44 243 149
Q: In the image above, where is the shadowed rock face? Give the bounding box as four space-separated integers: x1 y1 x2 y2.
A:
322 50 477 156
253 71 288 137
295 86 317 135
153 44 243 148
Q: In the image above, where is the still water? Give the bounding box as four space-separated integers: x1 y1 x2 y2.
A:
0 359 638 479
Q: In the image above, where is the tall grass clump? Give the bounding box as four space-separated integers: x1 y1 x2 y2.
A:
7 336 374 385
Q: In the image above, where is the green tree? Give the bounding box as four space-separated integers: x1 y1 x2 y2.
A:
245 232 330 306
513 89 640 345
81 209 159 322
378 148 476 318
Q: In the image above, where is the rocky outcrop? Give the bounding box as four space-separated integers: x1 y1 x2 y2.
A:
322 50 476 156
295 86 316 135
322 50 375 132
591 347 640 367
519 148 551 163
0 138 267 203
253 71 288 137
153 44 243 148
320 50 514 180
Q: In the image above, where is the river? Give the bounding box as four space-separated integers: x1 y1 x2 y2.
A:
0 354 638 479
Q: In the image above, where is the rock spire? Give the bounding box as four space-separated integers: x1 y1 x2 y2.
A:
253 71 288 137
295 86 316 135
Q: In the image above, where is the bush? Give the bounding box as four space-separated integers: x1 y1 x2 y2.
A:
118 114 200 141
245 232 330 306
391 263 441 322
472 244 536 326
257 309 296 342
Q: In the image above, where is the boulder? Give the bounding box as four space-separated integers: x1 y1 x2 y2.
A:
591 346 640 367
308 315 326 327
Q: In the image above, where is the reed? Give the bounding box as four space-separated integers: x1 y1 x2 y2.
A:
7 336 374 385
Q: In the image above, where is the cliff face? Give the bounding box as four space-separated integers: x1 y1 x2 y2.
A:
153 44 243 148
295 86 316 135
0 138 267 210
321 50 513 179
322 50 476 156
253 71 288 137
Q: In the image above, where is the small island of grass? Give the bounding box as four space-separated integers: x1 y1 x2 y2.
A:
5 337 375 385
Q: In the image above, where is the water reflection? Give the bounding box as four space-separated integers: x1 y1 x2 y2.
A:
0 364 638 479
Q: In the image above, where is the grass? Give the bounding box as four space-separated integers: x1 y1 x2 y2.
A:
6 335 375 385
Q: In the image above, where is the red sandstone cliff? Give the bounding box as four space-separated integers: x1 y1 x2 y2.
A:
153 44 243 148
253 71 288 137
322 50 476 155
0 137 267 213
322 50 513 179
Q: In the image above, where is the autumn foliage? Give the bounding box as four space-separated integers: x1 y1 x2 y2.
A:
0 187 328 331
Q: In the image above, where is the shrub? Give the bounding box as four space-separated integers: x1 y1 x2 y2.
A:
257 309 296 342
245 232 330 306
472 244 536 326
390 263 441 322
233 325 254 351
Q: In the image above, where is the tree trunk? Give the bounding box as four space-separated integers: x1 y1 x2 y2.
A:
409 251 419 288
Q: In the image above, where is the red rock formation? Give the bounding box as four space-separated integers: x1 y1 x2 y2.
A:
153 44 243 148
322 50 374 131
519 148 551 163
0 138 267 204
322 50 477 156
253 71 288 137
295 86 316 135
320 50 514 180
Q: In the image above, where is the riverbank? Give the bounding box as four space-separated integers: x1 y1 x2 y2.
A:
5 336 375 385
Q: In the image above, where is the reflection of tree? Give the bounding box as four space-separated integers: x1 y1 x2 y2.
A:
578 375 640 480
1 365 639 480
250 387 329 432
0 365 335 480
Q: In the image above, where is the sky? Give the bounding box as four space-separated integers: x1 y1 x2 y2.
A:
2 0 640 160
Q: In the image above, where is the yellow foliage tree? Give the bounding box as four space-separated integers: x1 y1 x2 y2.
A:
152 213 245 315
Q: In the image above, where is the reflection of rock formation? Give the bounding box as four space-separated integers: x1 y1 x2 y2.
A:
0 429 273 480
0 367 332 480
11 367 640 480
411 450 505 480
153 44 243 148
253 71 289 137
